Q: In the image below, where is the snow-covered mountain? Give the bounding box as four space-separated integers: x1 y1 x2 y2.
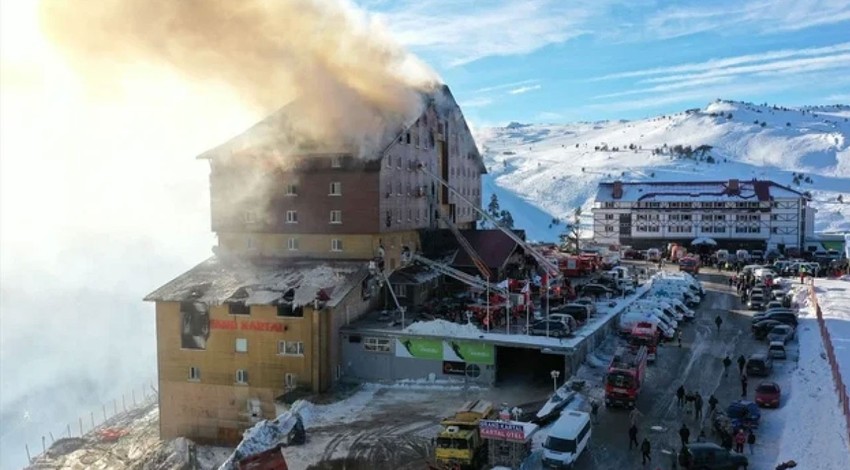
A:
476 100 850 242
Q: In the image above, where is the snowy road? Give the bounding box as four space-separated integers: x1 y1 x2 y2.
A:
560 269 801 470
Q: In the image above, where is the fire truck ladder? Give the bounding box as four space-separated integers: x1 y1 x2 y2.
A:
368 260 406 315
433 203 493 281
407 252 508 297
416 163 561 278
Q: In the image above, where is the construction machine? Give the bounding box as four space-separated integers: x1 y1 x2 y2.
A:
431 400 495 469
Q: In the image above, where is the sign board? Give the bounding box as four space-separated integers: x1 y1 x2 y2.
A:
444 341 495 365
395 338 443 360
479 420 527 442
442 361 466 376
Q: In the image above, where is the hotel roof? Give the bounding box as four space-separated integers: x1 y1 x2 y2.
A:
595 179 804 203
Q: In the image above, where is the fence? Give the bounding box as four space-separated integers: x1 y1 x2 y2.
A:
24 380 158 465
809 280 850 443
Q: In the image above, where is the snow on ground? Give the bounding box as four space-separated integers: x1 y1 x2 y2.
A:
814 278 850 409
476 100 850 241
770 282 850 470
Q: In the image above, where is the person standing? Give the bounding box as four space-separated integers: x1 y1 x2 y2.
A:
676 385 686 407
747 430 756 455
590 400 600 424
708 394 718 415
677 330 683 348
629 407 643 426
734 429 746 453
694 393 703 421
741 374 748 398
640 437 652 465
737 354 746 375
723 355 732 377
629 423 639 450
678 423 690 447
714 315 723 333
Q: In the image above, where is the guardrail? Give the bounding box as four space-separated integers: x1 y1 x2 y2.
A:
809 280 850 442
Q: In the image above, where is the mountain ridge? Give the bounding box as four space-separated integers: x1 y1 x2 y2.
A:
475 99 850 242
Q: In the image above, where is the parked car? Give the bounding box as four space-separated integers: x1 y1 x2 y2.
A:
547 313 578 333
528 320 571 338
570 298 598 317
726 400 761 430
746 353 773 377
755 381 781 408
764 300 784 311
751 250 765 262
768 341 787 360
579 283 614 298
752 309 798 325
747 294 766 310
554 304 591 322
755 311 799 327
622 249 644 260
679 443 748 470
752 319 783 340
767 324 795 344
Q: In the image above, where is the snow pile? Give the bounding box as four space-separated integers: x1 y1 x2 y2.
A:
404 318 483 337
219 401 314 470
476 100 850 241
389 377 482 390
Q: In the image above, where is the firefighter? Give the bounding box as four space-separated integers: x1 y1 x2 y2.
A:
694 393 703 421
629 423 639 450
678 423 690 447
741 374 749 398
708 394 719 416
640 438 652 465
723 355 732 377
676 385 686 407
590 400 600 424
714 315 723 333
737 355 747 375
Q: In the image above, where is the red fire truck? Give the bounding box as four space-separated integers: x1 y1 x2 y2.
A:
629 322 659 362
604 346 648 409
679 256 700 274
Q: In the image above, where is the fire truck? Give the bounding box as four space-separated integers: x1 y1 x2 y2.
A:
604 346 648 409
678 256 700 274
629 322 659 362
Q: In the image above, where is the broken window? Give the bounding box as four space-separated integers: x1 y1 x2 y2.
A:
180 301 209 350
228 302 250 315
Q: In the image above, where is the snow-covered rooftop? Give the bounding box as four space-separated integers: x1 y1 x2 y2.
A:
595 179 803 203
144 256 368 307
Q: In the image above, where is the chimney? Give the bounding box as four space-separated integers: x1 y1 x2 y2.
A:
727 179 740 195
612 181 623 199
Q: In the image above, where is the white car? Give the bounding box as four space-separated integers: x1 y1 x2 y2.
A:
633 299 684 322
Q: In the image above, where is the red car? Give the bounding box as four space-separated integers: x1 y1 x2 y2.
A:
755 381 781 408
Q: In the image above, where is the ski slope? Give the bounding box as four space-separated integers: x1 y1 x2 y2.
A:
476 100 850 241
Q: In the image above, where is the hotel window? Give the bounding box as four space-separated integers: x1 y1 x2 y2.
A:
286 184 297 196
605 226 614 233
605 214 614 220
244 210 257 223
228 302 249 315
329 182 342 196
235 338 248 353
386 155 393 167
331 156 342 168
772 227 779 234
330 210 342 224
364 337 391 353
331 239 343 252
286 210 298 223
603 202 615 209
188 366 200 381
287 237 299 251
278 340 304 356
406 132 411 144
236 369 249 384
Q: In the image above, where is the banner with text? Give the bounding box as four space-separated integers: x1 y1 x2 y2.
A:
395 338 443 360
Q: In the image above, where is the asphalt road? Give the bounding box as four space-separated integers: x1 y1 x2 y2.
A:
572 267 790 470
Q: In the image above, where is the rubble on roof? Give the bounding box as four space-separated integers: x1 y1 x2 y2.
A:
144 256 368 308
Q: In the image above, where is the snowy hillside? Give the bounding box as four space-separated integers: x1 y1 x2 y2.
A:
476 100 850 242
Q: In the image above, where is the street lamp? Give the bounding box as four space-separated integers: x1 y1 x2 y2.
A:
550 370 561 393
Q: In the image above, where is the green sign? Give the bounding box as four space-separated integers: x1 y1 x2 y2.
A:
449 341 495 365
395 338 443 360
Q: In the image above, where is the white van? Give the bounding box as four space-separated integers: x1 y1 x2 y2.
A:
620 311 675 339
542 410 592 469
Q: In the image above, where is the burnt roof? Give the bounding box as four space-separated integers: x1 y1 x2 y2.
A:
452 230 521 272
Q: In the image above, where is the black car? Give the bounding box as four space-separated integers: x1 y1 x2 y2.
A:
579 283 614 298
757 312 798 327
752 308 797 323
680 443 748 470
746 353 773 377
528 320 570 338
752 319 782 340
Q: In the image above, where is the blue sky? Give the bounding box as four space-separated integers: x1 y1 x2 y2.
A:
361 0 850 124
